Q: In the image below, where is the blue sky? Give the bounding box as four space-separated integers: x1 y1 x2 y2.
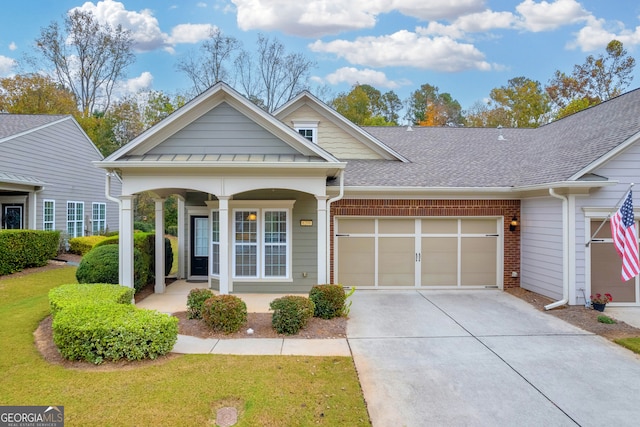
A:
1 0 639 113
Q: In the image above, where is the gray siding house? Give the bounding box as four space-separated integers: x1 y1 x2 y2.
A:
96 82 640 307
0 114 120 239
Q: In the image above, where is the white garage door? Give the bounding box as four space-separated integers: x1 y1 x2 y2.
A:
336 217 502 288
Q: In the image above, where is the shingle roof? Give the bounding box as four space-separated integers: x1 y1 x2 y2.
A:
0 114 69 140
354 88 640 188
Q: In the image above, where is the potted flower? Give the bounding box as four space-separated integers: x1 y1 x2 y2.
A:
590 293 612 312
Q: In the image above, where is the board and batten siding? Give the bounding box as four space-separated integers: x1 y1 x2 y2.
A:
281 104 384 160
148 102 299 156
0 117 120 234
520 196 564 301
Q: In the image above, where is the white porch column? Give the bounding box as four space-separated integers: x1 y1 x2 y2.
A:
316 196 328 284
177 196 185 279
119 195 135 289
28 191 37 229
153 198 166 293
219 196 230 294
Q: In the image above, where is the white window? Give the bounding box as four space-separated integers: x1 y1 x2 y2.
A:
43 200 55 231
92 202 106 235
232 208 291 279
293 120 319 144
67 201 84 238
211 211 220 275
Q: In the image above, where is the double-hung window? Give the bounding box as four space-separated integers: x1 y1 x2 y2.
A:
67 201 84 238
229 204 292 280
43 200 55 231
92 202 106 235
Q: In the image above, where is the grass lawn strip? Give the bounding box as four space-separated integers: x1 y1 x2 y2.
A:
0 267 370 426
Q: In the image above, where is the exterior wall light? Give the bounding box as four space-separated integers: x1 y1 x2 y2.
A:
509 216 518 232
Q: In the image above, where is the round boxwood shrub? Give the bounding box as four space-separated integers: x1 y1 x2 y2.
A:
202 295 247 334
186 288 214 319
270 295 315 335
52 303 178 364
75 245 149 292
309 284 347 319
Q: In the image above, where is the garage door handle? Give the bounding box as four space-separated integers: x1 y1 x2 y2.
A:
335 234 350 237
415 253 421 262
486 234 499 237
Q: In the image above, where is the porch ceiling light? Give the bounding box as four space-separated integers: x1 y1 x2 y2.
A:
246 213 257 221
509 215 518 232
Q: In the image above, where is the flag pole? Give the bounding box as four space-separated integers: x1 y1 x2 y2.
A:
586 183 635 247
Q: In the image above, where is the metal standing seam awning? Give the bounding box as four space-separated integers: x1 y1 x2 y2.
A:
0 171 47 190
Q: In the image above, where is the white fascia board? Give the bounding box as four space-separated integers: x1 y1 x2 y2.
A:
568 130 640 181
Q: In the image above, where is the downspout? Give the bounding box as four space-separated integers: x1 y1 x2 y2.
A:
545 188 569 310
326 170 344 283
104 172 121 206
105 172 125 289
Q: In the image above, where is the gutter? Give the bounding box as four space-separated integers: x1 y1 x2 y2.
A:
326 170 344 283
104 172 121 206
545 188 570 310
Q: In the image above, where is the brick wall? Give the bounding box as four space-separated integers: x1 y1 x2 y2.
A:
330 198 521 289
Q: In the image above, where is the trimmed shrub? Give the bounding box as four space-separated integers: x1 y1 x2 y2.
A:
202 295 248 334
93 232 172 278
309 284 347 319
134 221 154 233
75 245 149 292
270 296 315 335
68 235 108 255
186 288 214 319
49 283 133 318
0 230 60 275
93 235 119 248
52 303 178 364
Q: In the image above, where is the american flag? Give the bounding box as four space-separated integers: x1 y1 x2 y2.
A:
611 190 640 281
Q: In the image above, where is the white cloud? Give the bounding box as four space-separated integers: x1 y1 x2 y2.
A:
309 31 493 72
569 16 640 52
197 2 208 7
124 71 154 93
0 55 16 76
169 24 217 44
231 0 484 37
515 0 590 32
323 67 403 88
73 0 212 53
8 42 17 51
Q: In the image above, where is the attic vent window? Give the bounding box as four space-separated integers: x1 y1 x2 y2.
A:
293 120 319 144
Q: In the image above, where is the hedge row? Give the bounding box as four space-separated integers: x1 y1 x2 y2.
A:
49 283 177 364
0 230 60 275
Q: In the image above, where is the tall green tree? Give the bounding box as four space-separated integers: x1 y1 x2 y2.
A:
487 77 551 128
331 84 396 126
35 9 135 116
0 73 78 114
546 39 635 118
405 84 463 126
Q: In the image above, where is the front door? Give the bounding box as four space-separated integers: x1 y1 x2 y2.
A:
190 216 209 277
3 205 23 229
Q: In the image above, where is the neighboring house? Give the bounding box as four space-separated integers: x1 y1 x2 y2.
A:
97 82 640 307
0 114 121 242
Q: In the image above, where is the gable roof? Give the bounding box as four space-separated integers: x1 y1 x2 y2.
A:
345 88 640 191
101 83 344 173
0 114 69 141
274 91 409 162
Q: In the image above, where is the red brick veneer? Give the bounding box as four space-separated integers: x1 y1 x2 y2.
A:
329 199 521 289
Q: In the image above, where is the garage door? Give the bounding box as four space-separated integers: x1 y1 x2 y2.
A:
336 217 501 288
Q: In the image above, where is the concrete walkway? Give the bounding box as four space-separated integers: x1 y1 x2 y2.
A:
347 290 640 427
136 280 351 357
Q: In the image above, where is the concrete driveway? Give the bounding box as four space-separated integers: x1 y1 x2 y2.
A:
347 290 640 427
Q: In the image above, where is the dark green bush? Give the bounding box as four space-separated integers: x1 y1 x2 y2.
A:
49 283 133 318
134 221 154 233
75 245 149 292
202 295 247 334
93 235 119 248
166 225 178 236
0 230 60 275
186 288 214 319
270 296 315 335
93 232 172 277
52 303 178 364
309 284 347 319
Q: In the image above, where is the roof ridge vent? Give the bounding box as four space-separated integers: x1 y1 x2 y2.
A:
497 125 506 141
406 125 413 131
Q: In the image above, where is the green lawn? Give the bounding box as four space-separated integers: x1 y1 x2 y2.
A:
0 267 370 426
615 337 640 355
